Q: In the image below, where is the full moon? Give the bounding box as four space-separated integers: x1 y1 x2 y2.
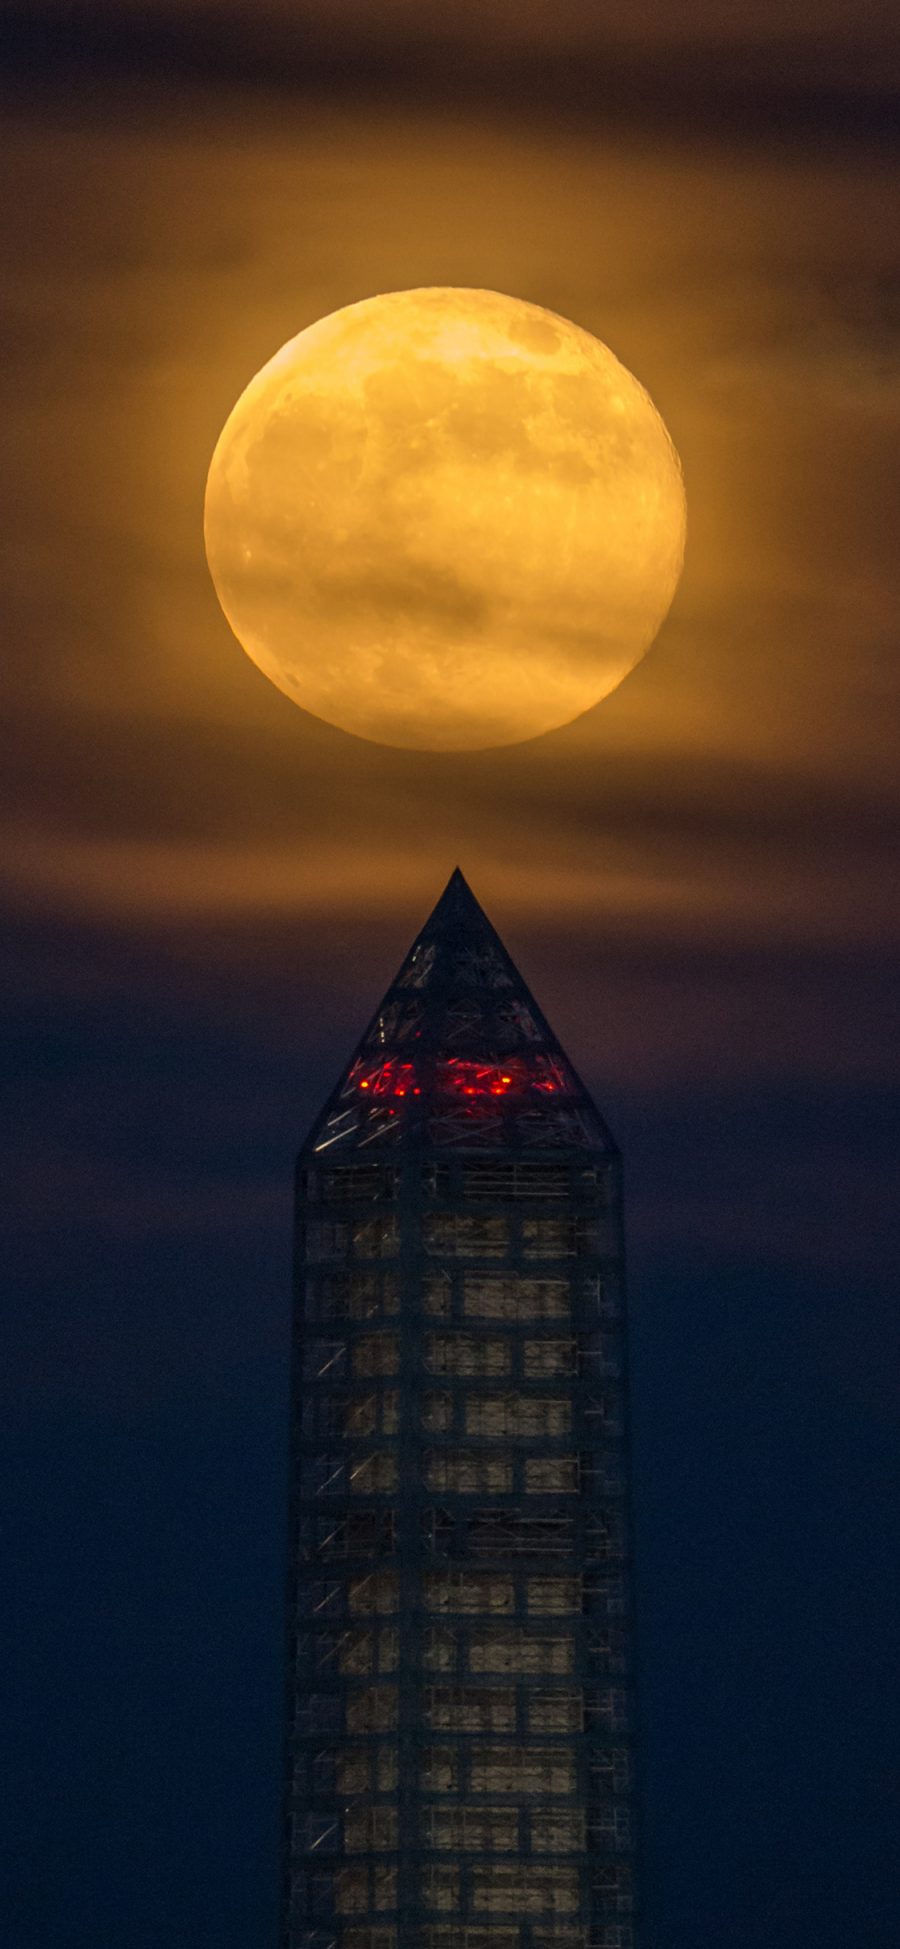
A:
205 288 686 749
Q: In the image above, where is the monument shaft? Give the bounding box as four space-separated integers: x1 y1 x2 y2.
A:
282 872 638 1949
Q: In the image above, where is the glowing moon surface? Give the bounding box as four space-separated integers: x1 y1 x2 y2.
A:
205 288 686 749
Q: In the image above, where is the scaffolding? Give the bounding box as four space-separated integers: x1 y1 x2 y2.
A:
282 872 639 1949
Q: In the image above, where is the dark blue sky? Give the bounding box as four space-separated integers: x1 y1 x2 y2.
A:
2 7 899 1945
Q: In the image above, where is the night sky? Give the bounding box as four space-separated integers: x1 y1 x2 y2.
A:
3 6 899 1946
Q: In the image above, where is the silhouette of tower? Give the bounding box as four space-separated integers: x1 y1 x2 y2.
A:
282 870 637 1949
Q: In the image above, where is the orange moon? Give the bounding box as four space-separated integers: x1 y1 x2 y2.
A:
205 288 686 750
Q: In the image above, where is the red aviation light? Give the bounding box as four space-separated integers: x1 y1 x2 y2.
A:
438 1055 569 1101
439 1057 527 1098
354 1059 421 1100
353 1054 569 1106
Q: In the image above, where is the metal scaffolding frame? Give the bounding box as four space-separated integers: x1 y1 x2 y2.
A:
281 872 639 1949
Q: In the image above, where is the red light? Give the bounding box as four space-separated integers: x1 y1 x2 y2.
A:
355 1058 419 1102
437 1055 569 1105
354 1052 569 1110
441 1058 525 1098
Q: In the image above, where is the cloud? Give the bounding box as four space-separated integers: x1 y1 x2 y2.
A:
2 767 897 968
0 76 897 989
5 2 900 134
